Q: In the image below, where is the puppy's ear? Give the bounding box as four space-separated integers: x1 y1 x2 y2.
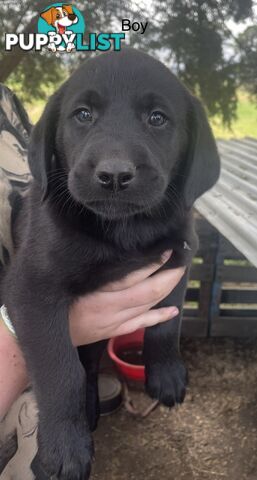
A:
182 97 220 208
63 4 73 14
28 91 61 200
40 8 53 25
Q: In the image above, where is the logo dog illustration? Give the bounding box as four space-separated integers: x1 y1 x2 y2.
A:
40 4 78 52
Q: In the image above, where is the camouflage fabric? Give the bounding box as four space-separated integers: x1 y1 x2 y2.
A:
0 84 31 270
0 85 38 480
0 390 38 480
0 84 31 182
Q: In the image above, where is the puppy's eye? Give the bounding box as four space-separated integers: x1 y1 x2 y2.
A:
56 13 60 19
63 11 68 16
75 108 93 123
149 111 167 127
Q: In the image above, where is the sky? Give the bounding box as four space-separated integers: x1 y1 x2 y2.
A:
227 2 257 34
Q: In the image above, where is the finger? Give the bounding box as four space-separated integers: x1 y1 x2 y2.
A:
118 281 181 321
115 306 179 337
117 266 186 309
117 301 156 322
100 250 172 292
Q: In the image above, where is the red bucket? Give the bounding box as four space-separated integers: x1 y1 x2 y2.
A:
107 329 145 382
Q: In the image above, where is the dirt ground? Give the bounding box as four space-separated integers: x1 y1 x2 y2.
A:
91 338 257 480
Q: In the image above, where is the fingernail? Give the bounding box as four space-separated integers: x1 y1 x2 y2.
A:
169 307 179 316
161 250 172 262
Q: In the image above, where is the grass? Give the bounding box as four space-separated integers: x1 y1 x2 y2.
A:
210 91 257 139
24 90 257 139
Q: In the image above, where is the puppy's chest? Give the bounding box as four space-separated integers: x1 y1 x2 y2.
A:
51 230 196 297
39 206 198 295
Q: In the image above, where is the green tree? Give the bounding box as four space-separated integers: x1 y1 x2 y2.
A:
237 25 257 97
140 0 255 125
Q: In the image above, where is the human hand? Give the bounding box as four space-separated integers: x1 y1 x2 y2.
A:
69 251 185 346
0 252 185 418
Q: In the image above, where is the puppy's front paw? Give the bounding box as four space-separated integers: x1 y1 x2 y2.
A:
145 358 188 407
38 418 94 480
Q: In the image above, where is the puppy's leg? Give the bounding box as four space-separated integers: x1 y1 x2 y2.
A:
143 272 188 407
6 289 93 480
78 341 107 432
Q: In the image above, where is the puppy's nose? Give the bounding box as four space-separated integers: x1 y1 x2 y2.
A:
95 160 135 191
96 171 134 190
68 13 76 20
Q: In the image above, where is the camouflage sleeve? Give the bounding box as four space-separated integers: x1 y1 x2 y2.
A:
0 86 37 479
0 390 38 479
0 84 32 269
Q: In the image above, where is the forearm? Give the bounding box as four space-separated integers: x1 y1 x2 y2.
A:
0 261 182 418
0 320 29 419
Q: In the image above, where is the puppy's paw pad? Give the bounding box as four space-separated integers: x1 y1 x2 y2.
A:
145 359 188 408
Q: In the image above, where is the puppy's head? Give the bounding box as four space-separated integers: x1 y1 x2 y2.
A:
29 49 220 220
40 5 77 31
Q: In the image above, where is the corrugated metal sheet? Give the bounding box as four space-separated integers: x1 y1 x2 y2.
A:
195 137 257 267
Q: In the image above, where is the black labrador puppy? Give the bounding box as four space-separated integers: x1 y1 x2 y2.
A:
3 48 220 479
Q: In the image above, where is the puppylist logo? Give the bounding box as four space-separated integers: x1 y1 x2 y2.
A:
38 3 85 53
5 3 126 53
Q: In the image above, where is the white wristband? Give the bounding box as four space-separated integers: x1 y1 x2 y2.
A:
0 305 16 337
